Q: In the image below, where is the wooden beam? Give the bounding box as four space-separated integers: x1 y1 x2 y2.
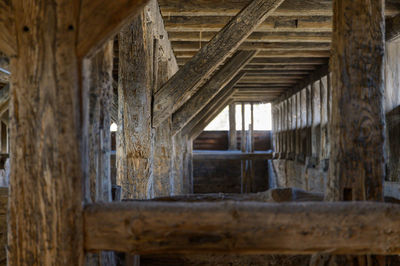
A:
78 0 150 58
228 103 237 150
168 31 332 43
175 50 330 59
157 0 400 16
182 73 245 137
153 0 285 127
327 0 385 201
171 41 330 52
164 16 332 33
171 50 256 134
193 151 273 160
9 0 84 264
386 14 400 42
84 201 400 255
0 0 16 56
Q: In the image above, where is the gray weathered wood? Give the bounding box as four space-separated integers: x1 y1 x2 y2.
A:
153 0 285 127
84 201 400 255
172 50 256 134
117 11 153 200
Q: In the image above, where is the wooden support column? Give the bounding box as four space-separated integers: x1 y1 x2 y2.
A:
117 9 153 200
305 85 312 157
310 80 321 162
300 89 307 159
229 103 237 150
327 0 386 202
295 92 301 158
153 0 285 127
8 1 84 264
320 76 329 161
288 97 295 159
85 41 115 266
282 100 288 158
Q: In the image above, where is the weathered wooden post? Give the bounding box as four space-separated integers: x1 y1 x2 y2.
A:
7 1 85 264
327 0 386 202
229 103 237 150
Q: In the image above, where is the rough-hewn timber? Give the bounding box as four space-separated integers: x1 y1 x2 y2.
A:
153 0 285 127
84 201 400 255
171 50 256 134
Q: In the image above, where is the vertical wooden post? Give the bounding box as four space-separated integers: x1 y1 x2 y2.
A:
283 100 289 158
229 103 237 150
8 0 84 264
306 85 312 157
320 76 329 161
85 41 115 266
327 0 386 202
311 81 321 161
117 9 153 200
241 103 246 193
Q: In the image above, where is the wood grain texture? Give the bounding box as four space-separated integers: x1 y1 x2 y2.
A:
229 103 237 150
153 0 285 127
157 0 400 16
117 10 153 200
171 50 256 135
326 0 386 201
84 201 400 255
0 0 16 56
386 14 400 42
78 0 149 58
8 0 84 264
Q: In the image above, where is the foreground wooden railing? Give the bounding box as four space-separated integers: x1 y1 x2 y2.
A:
84 201 400 255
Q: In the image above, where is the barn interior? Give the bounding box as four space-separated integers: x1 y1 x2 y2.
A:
1 0 400 265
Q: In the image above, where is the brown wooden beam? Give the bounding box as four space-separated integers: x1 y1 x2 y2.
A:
164 16 332 33
168 31 332 43
327 0 385 201
193 151 273 160
157 0 400 17
153 0 285 127
84 201 400 255
175 50 330 59
171 50 256 135
171 41 331 52
386 14 400 42
78 0 150 58
0 1 16 56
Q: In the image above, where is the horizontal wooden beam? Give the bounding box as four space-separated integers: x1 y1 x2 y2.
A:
193 150 273 160
84 201 400 255
171 41 330 52
165 16 332 33
168 31 332 43
78 0 150 58
157 0 400 17
175 50 330 59
243 65 318 70
153 0 285 127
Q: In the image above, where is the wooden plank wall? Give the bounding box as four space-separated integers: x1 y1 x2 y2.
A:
194 130 272 151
